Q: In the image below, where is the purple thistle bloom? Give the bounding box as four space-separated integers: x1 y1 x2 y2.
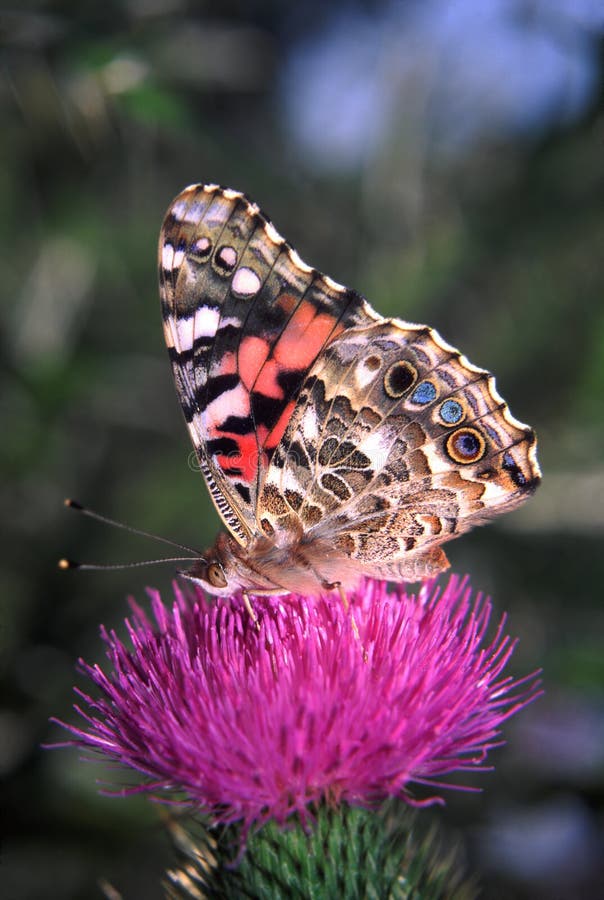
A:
55 576 540 832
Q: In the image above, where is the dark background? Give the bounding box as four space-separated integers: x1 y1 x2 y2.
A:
2 2 603 897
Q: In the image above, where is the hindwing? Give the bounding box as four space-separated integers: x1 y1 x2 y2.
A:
258 320 540 580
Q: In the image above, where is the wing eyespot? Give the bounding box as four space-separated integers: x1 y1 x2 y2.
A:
191 236 212 260
438 398 465 426
409 380 437 405
445 427 486 464
364 354 381 372
384 361 418 398
214 245 238 274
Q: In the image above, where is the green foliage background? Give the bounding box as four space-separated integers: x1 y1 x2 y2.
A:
1 4 603 898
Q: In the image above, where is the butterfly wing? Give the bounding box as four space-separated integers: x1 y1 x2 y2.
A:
158 183 376 545
258 319 541 582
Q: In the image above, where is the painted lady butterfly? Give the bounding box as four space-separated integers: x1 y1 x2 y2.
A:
159 184 540 600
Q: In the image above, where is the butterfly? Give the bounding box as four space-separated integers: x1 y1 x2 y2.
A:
159 183 540 602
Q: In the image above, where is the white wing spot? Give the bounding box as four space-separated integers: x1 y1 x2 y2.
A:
219 315 242 329
161 242 175 270
171 309 220 349
479 478 511 506
194 306 221 340
217 245 238 269
204 383 251 430
357 431 387 468
232 267 262 297
300 406 319 443
175 315 195 350
192 236 211 255
355 356 381 389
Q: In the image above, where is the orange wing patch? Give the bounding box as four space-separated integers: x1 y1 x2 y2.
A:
273 302 345 369
239 336 272 392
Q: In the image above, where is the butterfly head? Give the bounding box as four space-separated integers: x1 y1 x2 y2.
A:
178 532 262 597
179 532 296 598
179 553 232 597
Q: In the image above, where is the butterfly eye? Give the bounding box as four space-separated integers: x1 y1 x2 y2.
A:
206 562 228 588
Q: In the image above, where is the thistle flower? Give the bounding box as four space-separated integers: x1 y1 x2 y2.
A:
55 576 540 833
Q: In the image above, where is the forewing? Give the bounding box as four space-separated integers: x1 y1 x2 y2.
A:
158 183 376 544
258 320 540 577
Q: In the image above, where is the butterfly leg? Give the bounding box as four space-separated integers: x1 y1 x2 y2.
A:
321 579 349 610
242 590 259 627
322 580 364 655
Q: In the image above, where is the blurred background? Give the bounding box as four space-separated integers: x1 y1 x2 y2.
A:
1 1 603 897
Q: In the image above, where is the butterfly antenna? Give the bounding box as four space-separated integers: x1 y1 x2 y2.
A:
63 498 202 556
58 557 200 572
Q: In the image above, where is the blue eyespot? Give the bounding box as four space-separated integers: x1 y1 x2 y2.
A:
445 427 486 464
456 431 480 456
410 381 437 405
439 399 464 425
